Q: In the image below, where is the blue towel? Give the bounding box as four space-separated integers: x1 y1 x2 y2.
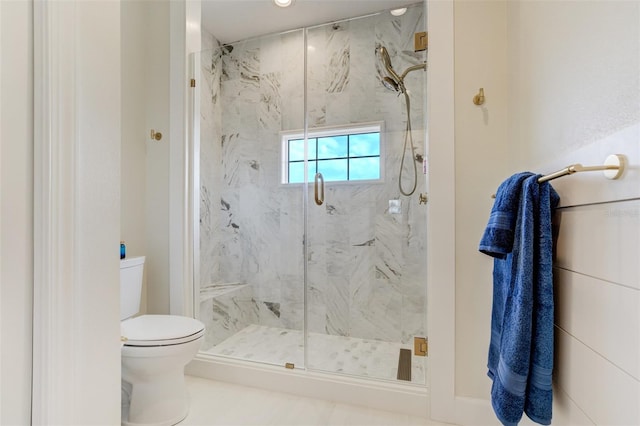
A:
479 172 534 259
479 174 559 426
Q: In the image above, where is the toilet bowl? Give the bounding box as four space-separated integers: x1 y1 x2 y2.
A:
120 257 205 426
121 315 204 426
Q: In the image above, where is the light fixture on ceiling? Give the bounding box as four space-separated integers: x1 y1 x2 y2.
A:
273 0 293 7
390 8 407 16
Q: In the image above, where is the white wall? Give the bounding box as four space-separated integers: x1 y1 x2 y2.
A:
145 0 172 314
121 0 199 318
453 0 509 399
506 1 639 170
73 3 122 420
551 199 640 425
451 0 640 424
0 1 33 424
121 0 172 315
31 1 122 423
121 0 149 313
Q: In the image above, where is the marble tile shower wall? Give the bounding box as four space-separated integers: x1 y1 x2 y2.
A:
199 4 427 348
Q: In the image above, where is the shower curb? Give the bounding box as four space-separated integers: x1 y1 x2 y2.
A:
186 355 429 418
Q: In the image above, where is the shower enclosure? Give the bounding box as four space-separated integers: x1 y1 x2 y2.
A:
193 2 427 385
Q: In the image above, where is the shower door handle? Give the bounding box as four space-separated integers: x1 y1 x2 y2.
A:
314 172 324 206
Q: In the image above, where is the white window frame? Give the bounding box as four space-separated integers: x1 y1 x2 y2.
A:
280 121 385 185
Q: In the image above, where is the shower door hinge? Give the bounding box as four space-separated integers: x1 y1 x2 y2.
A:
190 78 196 88
414 32 428 52
414 337 428 357
285 363 295 369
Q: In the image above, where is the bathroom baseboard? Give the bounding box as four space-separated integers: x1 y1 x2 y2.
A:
186 354 429 418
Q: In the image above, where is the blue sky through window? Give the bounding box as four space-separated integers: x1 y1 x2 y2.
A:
317 136 348 159
286 129 381 183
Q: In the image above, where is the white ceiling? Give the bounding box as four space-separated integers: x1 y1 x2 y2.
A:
201 0 419 44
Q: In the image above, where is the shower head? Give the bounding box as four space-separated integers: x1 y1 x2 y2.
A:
375 45 426 94
219 44 233 56
382 76 401 92
376 46 405 93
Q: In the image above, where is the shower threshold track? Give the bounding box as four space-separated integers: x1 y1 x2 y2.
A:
201 324 425 384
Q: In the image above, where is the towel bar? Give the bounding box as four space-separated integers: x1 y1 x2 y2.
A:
491 154 625 198
537 154 624 183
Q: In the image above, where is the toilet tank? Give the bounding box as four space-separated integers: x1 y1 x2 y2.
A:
120 256 145 320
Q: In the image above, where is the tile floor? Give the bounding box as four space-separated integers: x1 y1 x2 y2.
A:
182 375 450 426
204 324 425 384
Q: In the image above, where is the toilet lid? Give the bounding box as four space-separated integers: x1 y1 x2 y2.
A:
122 315 205 347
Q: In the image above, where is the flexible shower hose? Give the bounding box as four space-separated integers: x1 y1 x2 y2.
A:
399 91 418 196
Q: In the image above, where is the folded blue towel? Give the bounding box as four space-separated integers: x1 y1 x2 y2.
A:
479 174 559 426
479 172 534 259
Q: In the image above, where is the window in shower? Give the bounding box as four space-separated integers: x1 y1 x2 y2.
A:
281 123 382 184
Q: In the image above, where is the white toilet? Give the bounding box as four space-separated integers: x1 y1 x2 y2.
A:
120 256 205 426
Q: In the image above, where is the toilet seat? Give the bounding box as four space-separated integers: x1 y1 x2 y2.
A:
122 315 204 347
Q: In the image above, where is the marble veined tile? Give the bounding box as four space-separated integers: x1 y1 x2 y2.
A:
199 283 259 349
326 24 350 94
222 42 260 83
259 71 282 132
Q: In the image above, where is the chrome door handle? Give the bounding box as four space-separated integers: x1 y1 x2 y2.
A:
314 172 324 206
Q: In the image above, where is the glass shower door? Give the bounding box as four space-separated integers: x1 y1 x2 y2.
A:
304 4 428 384
194 29 307 370
193 2 428 384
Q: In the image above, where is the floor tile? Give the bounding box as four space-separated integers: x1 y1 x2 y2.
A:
182 375 450 426
204 324 425 384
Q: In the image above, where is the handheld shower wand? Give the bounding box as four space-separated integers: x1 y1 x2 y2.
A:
376 45 426 196
378 46 407 93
